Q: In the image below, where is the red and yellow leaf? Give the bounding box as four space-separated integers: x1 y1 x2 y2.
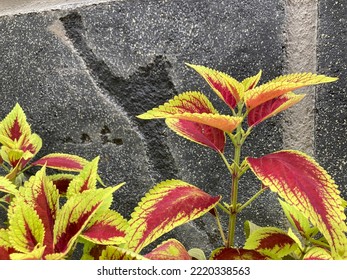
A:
0 133 42 169
242 70 262 91
81 209 128 245
8 133 42 170
244 227 299 259
100 246 147 260
138 91 217 117
66 157 99 198
279 199 313 238
8 202 45 253
16 166 59 255
165 112 241 133
270 72 338 85
31 153 89 172
210 247 270 260
246 150 347 258
48 173 76 195
186 63 244 109
303 247 333 260
165 118 226 153
53 187 117 256
145 239 191 260
247 92 305 127
137 91 242 152
244 73 337 110
0 229 16 260
0 103 31 143
80 241 105 260
137 91 242 133
126 179 221 253
0 176 17 195
10 245 45 260
5 161 23 182
0 104 42 168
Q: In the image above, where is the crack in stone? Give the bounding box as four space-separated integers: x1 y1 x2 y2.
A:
59 11 178 181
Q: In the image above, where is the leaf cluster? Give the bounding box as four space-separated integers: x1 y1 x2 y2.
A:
138 63 347 260
0 104 220 260
1 62 345 260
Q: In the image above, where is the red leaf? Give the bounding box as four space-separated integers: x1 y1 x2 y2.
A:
0 247 15 260
166 118 226 152
145 239 191 260
244 73 337 110
137 91 242 152
210 247 270 260
247 93 304 127
66 157 99 197
126 179 221 253
31 153 89 172
0 103 30 142
81 210 127 245
242 70 262 91
8 202 45 254
246 150 347 257
303 248 333 260
186 64 244 109
17 167 59 255
244 227 299 259
0 230 16 260
137 91 242 133
53 187 116 255
48 174 75 195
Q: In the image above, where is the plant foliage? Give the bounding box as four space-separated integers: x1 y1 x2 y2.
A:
1 62 345 260
138 63 347 259
0 104 219 260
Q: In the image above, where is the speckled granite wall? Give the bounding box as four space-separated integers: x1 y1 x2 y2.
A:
0 0 345 253
316 0 347 196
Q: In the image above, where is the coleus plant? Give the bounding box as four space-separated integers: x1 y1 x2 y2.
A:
0 104 220 260
137 63 347 260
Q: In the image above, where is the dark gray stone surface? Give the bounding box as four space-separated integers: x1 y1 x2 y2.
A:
316 0 347 198
0 0 287 254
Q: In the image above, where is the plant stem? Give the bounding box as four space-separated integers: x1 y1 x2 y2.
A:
217 202 230 215
213 207 227 246
308 238 330 249
1 163 10 172
0 201 7 211
227 130 242 247
219 152 233 176
237 187 268 213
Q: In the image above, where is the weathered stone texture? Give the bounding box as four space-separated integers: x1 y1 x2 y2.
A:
0 0 293 252
316 0 347 197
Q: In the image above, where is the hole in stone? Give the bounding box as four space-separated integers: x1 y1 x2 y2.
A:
81 133 91 143
63 136 74 143
101 125 111 135
113 138 123 146
101 135 108 144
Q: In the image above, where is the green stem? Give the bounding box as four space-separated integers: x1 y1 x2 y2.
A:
237 187 268 213
217 202 230 215
219 152 233 176
308 238 330 249
0 201 8 212
213 207 227 246
227 130 242 248
1 163 10 172
220 110 254 248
